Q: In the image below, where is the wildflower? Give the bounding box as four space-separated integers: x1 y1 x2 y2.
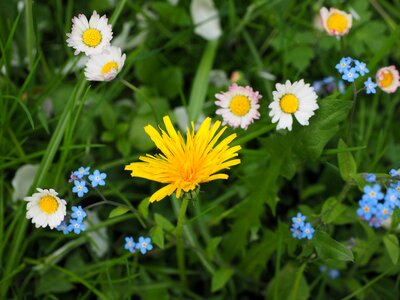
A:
74 166 90 179
364 78 377 94
301 222 315 240
357 199 375 221
361 184 384 203
72 180 89 197
56 221 71 234
68 219 86 234
290 227 303 239
269 79 318 131
376 203 392 221
71 206 87 222
136 236 153 254
342 68 359 83
368 217 382 228
328 269 340 279
292 212 306 229
88 170 107 187
385 188 400 209
66 11 113 56
354 60 369 76
215 84 262 130
391 182 400 196
24 188 67 229
320 7 352 36
376 66 400 93
335 57 352 74
389 168 400 177
365 173 376 183
124 236 136 252
124 116 241 202
84 46 126 81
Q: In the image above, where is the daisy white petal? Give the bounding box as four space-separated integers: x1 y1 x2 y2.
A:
84 46 126 81
269 79 319 131
215 84 262 130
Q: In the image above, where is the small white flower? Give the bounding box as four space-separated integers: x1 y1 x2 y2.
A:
191 0 222 41
66 11 113 56
12 164 38 202
24 188 67 229
269 80 318 131
376 66 400 94
320 7 352 36
215 84 262 130
84 46 126 81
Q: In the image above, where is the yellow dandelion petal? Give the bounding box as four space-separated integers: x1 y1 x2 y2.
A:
125 116 241 202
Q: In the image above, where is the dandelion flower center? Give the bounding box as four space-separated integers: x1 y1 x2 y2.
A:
101 61 118 74
379 72 393 88
39 196 59 214
280 94 299 114
326 13 348 33
229 95 251 117
82 29 102 47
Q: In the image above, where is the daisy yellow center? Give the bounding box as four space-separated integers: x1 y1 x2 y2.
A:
326 13 348 33
39 196 58 214
280 94 299 114
379 72 393 88
101 61 118 74
82 29 102 47
229 95 251 117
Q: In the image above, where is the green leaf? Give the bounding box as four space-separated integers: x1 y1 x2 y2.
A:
337 139 357 181
154 213 175 232
108 206 130 218
206 237 222 260
138 198 150 218
154 67 183 99
383 234 399 265
313 231 354 262
320 197 347 224
150 225 164 249
211 268 234 292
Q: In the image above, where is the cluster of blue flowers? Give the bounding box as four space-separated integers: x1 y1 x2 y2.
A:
290 212 315 240
335 57 378 94
57 206 87 234
319 266 340 279
313 76 345 96
124 236 153 254
358 170 400 227
70 166 107 197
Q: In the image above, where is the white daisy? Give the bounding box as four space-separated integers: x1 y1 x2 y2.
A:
376 66 400 94
66 11 113 56
320 7 352 36
84 46 126 81
215 84 261 130
269 80 318 131
24 188 67 229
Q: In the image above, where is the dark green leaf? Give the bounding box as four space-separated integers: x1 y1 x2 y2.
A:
337 139 357 181
313 231 354 262
108 206 130 218
211 268 234 292
383 234 399 265
150 225 164 249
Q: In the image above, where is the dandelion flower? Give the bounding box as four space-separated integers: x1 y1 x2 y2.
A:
24 188 67 229
376 66 400 93
84 46 126 81
124 116 241 202
320 7 352 36
269 80 318 131
66 11 113 56
215 84 261 130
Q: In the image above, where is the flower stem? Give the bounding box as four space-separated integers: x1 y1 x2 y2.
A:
347 81 358 144
176 198 189 286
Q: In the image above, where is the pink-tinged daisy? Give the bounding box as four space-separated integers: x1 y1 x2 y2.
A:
24 188 67 229
215 84 262 130
376 66 400 93
269 80 318 131
84 46 126 81
320 7 352 36
66 11 113 56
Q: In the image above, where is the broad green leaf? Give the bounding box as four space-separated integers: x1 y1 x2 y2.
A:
154 213 175 232
337 139 357 181
313 231 354 262
211 268 234 292
150 226 164 249
206 237 222 260
108 206 130 218
138 197 150 218
383 234 399 265
321 197 347 224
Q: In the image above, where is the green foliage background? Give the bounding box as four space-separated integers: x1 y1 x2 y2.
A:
1 0 400 299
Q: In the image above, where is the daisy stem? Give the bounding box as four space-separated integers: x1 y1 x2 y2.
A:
176 198 189 286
